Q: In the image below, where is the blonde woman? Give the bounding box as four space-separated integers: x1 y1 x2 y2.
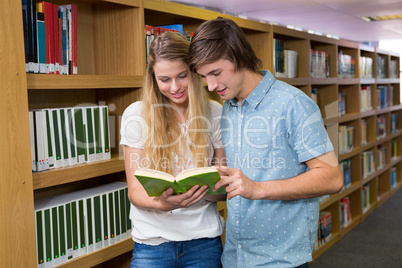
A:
120 32 226 267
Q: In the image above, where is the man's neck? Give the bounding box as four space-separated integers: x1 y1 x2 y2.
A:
237 70 263 105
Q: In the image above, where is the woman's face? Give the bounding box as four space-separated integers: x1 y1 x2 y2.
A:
154 59 189 109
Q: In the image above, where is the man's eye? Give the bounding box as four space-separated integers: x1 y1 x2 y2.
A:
213 72 221 76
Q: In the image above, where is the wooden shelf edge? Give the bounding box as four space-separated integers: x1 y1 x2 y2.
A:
312 232 340 260
362 204 376 221
144 0 270 32
57 237 133 268
33 157 125 190
103 0 141 7
27 74 144 89
340 215 361 238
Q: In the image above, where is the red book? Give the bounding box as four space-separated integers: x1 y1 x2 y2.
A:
53 3 59 74
72 4 77 74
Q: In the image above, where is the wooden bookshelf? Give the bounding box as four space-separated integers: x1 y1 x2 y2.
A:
2 0 401 266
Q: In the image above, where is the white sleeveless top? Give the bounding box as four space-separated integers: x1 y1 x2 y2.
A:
120 100 224 245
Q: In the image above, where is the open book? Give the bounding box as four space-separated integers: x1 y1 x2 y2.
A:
134 166 226 197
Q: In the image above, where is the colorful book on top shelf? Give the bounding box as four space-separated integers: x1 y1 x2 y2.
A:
134 166 226 196
21 1 77 74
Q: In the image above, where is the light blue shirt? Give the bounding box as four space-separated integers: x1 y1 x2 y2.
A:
221 70 334 267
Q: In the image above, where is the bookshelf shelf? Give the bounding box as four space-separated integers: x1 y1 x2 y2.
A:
32 156 125 190
27 74 144 89
340 215 361 238
57 237 133 268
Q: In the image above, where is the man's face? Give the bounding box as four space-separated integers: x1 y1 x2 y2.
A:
197 59 247 102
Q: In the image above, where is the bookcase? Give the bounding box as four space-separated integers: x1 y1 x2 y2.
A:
1 0 401 267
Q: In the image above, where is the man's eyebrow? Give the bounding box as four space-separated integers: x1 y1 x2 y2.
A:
199 68 220 77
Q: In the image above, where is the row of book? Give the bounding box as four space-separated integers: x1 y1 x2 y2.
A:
376 85 393 109
377 114 387 140
360 56 373 79
338 92 346 117
362 183 370 213
391 113 399 134
145 24 193 65
391 167 397 190
337 51 355 79
389 59 399 78
338 125 354 154
377 144 386 170
22 0 77 74
29 106 110 172
314 211 332 249
340 159 352 191
362 150 375 179
361 119 367 146
360 85 372 112
340 197 352 229
273 39 298 78
391 140 398 159
35 182 130 267
310 49 330 78
376 55 387 79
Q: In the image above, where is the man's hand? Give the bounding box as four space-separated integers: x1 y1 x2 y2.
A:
154 185 209 211
214 166 259 200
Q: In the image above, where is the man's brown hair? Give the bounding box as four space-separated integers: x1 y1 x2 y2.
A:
189 17 262 73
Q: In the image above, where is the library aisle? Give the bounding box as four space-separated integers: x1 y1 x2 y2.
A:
311 189 402 267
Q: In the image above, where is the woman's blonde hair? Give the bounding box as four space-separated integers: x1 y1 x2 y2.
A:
141 32 210 175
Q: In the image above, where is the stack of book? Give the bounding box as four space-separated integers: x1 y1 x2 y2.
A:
376 54 386 79
340 197 352 229
22 0 77 74
362 183 370 213
360 56 373 79
310 49 329 78
361 150 375 178
376 144 386 170
391 140 398 159
338 92 346 116
315 211 332 249
35 182 131 267
29 106 111 172
376 114 387 140
361 119 367 146
391 113 399 134
273 39 298 78
360 85 372 112
376 85 393 109
338 125 354 154
337 51 355 79
391 167 397 190
340 159 352 190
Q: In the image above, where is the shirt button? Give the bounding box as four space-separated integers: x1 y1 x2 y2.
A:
238 244 242 249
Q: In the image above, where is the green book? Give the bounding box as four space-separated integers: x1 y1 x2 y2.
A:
134 166 225 197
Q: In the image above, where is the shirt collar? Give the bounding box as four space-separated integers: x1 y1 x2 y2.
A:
228 70 276 109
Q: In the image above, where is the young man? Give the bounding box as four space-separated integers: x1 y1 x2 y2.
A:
189 17 343 268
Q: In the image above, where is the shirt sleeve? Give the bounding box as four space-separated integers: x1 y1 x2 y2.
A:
120 101 147 149
285 93 334 162
208 101 223 149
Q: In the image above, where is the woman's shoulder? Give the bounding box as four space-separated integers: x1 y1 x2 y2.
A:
122 101 143 117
